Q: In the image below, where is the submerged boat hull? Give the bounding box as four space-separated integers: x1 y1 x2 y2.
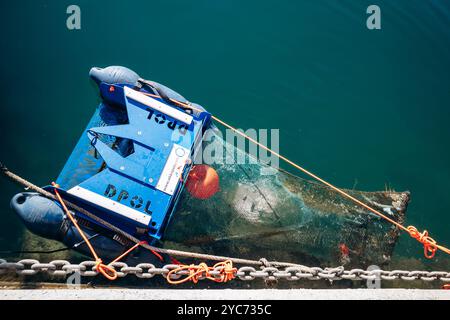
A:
10 66 410 267
164 128 409 267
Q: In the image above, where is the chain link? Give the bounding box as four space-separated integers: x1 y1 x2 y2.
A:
1 259 449 282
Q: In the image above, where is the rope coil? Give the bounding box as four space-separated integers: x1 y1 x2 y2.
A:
407 226 439 259
166 260 237 284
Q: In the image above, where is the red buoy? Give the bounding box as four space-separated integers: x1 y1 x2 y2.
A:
185 165 219 199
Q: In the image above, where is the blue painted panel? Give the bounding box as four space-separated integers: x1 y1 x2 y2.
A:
57 82 211 240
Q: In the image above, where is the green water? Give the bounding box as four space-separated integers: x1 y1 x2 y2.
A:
0 0 449 272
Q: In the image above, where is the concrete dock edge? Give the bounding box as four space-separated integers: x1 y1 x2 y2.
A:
0 289 449 300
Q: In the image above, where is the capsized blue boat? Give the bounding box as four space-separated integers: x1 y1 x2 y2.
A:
12 66 211 263
11 66 410 267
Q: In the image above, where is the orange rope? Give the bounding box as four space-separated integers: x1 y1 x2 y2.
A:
149 248 164 262
406 226 443 259
109 241 145 265
166 260 236 285
108 240 164 265
52 182 117 280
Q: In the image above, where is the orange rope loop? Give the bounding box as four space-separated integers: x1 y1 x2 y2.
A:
95 259 118 280
406 226 438 259
166 260 236 285
214 260 237 283
51 182 117 280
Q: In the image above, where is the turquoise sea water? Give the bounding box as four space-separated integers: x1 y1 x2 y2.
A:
0 0 449 275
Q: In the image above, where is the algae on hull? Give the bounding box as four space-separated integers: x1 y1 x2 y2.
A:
164 130 409 267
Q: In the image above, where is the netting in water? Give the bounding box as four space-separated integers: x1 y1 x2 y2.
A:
164 126 409 268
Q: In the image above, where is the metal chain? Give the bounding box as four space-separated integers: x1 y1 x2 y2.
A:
1 259 449 282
